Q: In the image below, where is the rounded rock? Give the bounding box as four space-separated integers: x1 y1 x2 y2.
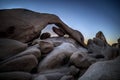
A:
0 38 27 60
40 32 51 40
52 27 65 37
0 54 38 72
39 41 54 54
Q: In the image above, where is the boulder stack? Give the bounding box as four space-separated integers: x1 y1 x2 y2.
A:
0 8 119 80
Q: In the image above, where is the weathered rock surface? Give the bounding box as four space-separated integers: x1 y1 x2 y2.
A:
78 56 120 80
38 37 80 48
34 66 79 80
0 54 38 72
0 46 41 64
39 40 54 54
0 71 32 80
0 8 85 47
87 36 119 60
38 42 77 72
70 51 95 68
0 38 27 60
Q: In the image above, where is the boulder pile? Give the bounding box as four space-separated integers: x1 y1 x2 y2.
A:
0 9 120 80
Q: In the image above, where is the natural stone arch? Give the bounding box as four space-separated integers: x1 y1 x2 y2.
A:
0 8 86 47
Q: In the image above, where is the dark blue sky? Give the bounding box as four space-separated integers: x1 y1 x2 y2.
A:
0 0 120 44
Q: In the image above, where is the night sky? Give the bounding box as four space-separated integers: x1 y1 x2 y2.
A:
0 0 120 44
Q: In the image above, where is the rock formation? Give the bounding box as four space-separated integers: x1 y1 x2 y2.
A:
0 8 86 47
0 39 27 61
38 42 77 72
0 8 120 80
78 56 120 80
0 54 38 72
96 31 107 44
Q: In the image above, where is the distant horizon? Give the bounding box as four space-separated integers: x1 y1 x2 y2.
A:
0 0 120 45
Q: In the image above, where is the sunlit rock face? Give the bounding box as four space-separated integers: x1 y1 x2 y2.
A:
0 8 120 80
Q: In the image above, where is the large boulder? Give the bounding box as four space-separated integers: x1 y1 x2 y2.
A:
39 40 54 54
34 66 79 80
0 8 85 47
0 54 38 72
78 56 120 80
38 66 79 76
0 46 41 64
0 38 27 60
0 71 32 80
70 51 95 68
38 42 77 72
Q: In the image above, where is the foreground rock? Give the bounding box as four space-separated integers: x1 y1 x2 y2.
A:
0 71 32 80
34 66 79 80
70 51 95 68
0 54 38 72
0 46 41 64
38 42 77 72
78 56 120 80
0 38 27 61
0 8 86 47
